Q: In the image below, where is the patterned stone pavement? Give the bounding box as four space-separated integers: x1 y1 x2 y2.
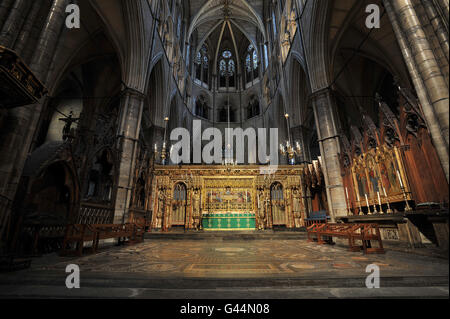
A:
29 239 449 279
0 237 448 298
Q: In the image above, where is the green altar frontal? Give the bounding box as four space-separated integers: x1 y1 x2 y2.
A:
202 212 256 231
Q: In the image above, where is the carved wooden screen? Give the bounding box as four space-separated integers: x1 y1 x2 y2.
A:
172 183 187 226
271 183 286 225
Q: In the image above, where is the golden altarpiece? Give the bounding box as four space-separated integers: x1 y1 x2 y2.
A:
146 165 307 231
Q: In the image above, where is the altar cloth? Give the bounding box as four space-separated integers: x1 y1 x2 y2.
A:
202 212 256 231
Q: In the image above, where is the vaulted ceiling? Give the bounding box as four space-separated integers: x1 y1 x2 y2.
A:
187 0 266 63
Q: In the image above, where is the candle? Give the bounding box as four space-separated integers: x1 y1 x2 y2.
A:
383 187 387 198
365 194 370 208
357 193 360 202
345 187 349 200
397 170 404 188
377 191 382 207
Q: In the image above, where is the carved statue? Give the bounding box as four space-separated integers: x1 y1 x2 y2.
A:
162 193 171 232
292 189 302 228
192 190 202 230
156 190 165 229
257 190 266 230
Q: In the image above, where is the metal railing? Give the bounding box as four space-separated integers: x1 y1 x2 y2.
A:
77 202 114 225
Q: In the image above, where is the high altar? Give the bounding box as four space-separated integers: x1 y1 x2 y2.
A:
149 165 307 231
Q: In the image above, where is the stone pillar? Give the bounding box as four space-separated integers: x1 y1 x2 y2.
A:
113 90 145 224
388 0 449 148
29 0 68 81
0 0 14 31
0 0 68 213
422 0 449 63
310 88 347 220
0 0 30 48
384 0 449 182
13 0 43 55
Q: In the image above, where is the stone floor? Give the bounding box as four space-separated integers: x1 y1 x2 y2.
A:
0 233 448 298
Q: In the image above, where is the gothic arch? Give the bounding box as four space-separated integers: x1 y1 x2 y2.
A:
290 56 311 126
146 58 166 128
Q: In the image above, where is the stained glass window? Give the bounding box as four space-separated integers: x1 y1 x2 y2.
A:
246 55 252 72
245 45 259 72
195 52 202 65
223 50 232 59
253 50 258 69
219 50 235 77
196 46 209 66
228 60 235 76
219 59 227 77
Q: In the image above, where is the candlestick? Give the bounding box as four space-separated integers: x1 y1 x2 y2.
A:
345 187 351 216
397 170 404 188
383 187 393 214
377 191 384 214
365 194 371 215
357 193 362 215
397 170 412 212
372 200 378 215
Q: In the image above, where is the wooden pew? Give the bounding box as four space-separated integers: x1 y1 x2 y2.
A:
305 211 330 227
61 224 98 256
307 223 385 254
130 221 146 244
60 220 149 257
92 224 135 251
350 224 385 254
306 223 326 242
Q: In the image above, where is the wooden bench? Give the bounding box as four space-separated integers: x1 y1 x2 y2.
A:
305 211 330 227
92 224 135 251
350 224 385 254
307 223 385 254
61 224 98 256
130 221 146 244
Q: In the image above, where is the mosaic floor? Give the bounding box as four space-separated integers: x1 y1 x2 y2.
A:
30 239 449 279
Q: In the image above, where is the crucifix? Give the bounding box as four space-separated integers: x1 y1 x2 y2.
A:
59 111 79 141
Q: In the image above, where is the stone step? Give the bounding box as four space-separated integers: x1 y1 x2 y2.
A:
0 285 448 299
145 230 307 241
1 271 448 290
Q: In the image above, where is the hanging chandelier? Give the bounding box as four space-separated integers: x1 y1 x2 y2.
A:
279 113 302 164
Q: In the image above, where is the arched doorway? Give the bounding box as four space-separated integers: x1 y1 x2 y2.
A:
271 182 286 227
171 183 187 228
13 156 80 255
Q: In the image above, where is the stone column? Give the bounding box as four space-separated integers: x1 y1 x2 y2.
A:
0 0 68 208
13 0 43 55
388 0 449 148
113 90 145 224
0 0 30 48
422 0 449 63
0 0 14 31
29 0 68 81
384 0 449 181
310 88 347 220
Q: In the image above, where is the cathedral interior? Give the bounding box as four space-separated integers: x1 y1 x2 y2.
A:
0 0 449 300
